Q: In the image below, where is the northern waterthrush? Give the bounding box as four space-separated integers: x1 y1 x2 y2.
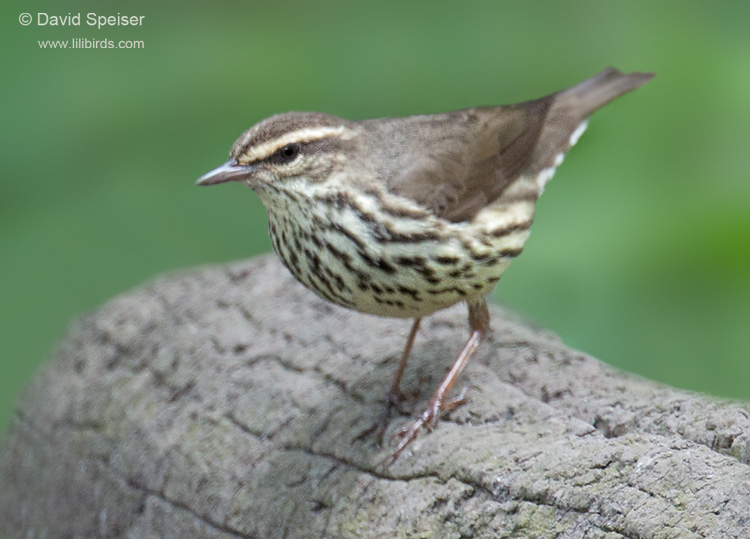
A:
198 67 653 464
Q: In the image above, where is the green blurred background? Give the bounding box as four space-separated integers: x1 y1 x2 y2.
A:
2 0 749 435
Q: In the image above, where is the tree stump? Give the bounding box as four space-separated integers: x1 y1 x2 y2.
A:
2 255 750 538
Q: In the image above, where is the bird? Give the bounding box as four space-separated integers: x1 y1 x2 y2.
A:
197 67 654 464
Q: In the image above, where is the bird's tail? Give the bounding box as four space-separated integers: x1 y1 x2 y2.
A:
512 67 653 193
554 67 655 119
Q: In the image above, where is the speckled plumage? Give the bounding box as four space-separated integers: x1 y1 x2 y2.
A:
261 163 531 318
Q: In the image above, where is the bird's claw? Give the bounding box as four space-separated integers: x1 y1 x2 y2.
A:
379 385 471 468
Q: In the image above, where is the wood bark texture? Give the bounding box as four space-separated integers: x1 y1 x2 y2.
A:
2 255 750 538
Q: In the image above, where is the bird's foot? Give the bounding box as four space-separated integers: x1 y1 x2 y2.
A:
380 386 469 468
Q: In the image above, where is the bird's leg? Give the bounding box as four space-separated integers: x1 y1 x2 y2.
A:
356 317 421 445
386 317 422 411
383 299 490 466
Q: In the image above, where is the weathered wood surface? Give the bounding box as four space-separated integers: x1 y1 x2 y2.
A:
2 255 750 538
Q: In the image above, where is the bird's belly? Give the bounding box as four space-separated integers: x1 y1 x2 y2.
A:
345 254 513 318
267 206 519 319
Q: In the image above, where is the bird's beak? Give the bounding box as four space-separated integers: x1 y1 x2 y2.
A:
196 160 256 186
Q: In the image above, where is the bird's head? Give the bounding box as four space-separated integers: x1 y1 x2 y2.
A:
197 112 359 190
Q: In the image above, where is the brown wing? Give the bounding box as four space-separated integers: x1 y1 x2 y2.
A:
378 68 653 223
380 101 550 222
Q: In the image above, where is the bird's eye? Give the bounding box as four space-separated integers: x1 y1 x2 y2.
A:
277 143 301 163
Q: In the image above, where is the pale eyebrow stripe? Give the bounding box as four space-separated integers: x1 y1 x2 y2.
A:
242 126 356 162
